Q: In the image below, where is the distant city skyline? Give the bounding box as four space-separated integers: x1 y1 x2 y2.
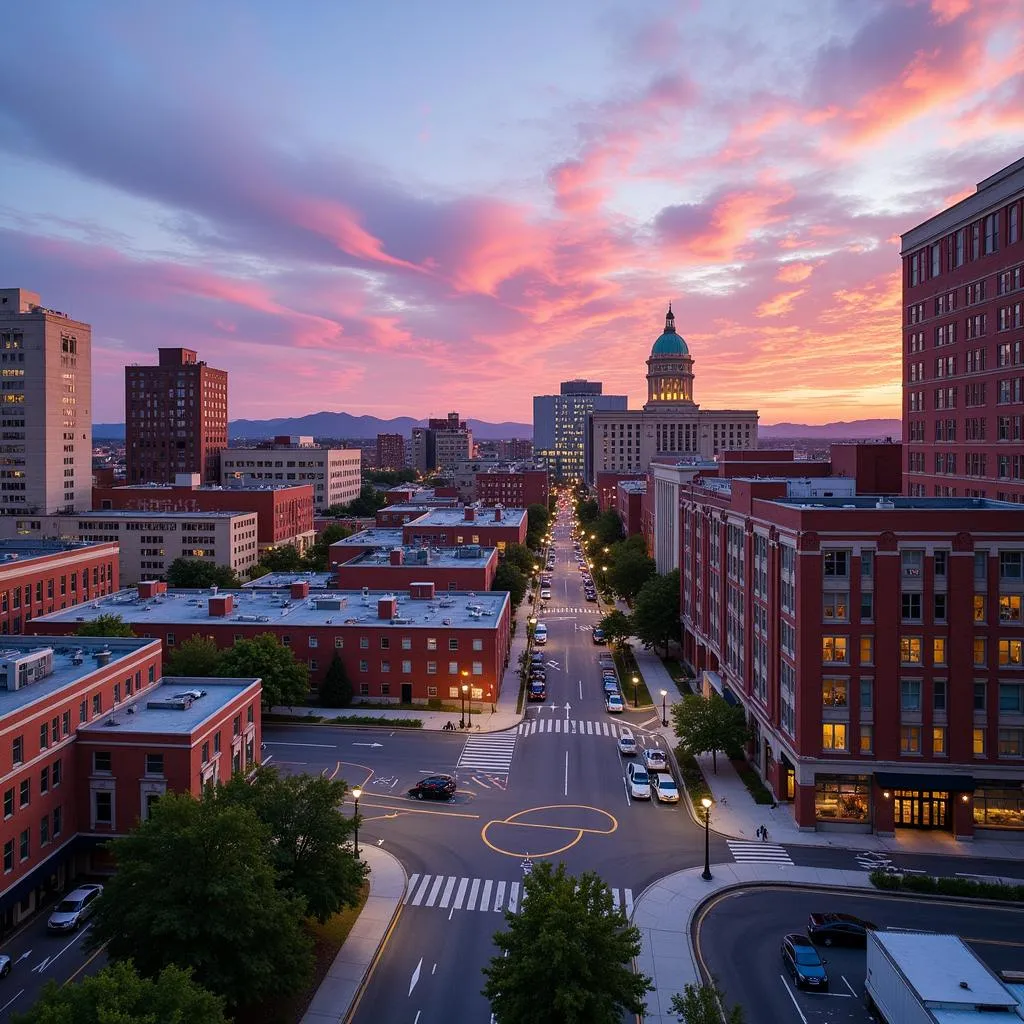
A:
0 1 1021 423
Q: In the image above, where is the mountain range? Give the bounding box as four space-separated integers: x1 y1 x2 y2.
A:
92 412 901 442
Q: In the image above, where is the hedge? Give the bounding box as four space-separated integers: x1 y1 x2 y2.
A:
870 870 1024 901
676 747 712 809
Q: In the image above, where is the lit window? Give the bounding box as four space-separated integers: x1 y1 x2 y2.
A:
822 723 847 751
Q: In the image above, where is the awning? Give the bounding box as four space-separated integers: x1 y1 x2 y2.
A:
874 771 975 793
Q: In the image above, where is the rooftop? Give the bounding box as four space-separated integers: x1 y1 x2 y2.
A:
340 544 496 569
61 510 256 520
243 572 334 589
0 539 116 566
618 480 647 494
769 495 1021 511
407 507 527 528
101 481 310 494
0 637 160 717
36 587 510 631
331 528 405 549
77 677 257 737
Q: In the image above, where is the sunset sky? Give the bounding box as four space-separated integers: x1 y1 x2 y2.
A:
1 0 1022 426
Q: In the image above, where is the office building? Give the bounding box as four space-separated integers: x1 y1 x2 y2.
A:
0 288 92 515
412 413 473 474
475 467 549 509
494 439 533 460
125 348 228 485
533 380 626 483
902 156 1024 502
376 433 406 471
589 306 758 481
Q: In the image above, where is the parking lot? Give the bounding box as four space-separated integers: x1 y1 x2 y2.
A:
696 886 1024 1023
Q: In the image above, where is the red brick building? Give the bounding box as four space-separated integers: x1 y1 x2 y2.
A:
475 469 549 510
332 545 498 592
0 540 119 635
680 481 1024 840
376 434 405 471
615 480 646 537
595 471 645 512
401 506 527 552
902 156 1024 502
93 477 315 552
0 635 261 931
125 348 228 485
32 584 512 705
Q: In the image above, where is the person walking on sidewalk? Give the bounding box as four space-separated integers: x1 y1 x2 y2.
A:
757 824 769 842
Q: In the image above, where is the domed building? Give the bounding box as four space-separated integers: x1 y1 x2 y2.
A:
588 305 758 480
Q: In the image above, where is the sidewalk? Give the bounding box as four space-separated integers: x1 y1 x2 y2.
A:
302 845 407 1024
632 863 872 1024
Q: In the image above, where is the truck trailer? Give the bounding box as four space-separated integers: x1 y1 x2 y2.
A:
864 930 1023 1023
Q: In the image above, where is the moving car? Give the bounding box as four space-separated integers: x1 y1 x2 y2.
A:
47 883 104 932
592 628 606 645
642 747 668 772
605 693 625 713
806 913 876 947
534 624 548 645
626 761 651 799
617 728 637 755
781 934 829 990
650 773 679 803
408 774 456 801
528 680 547 702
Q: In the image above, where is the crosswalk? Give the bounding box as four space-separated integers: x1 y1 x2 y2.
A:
517 718 629 737
404 872 634 917
457 734 518 775
545 606 602 615
726 839 794 865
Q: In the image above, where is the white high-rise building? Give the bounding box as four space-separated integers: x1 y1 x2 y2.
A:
0 289 92 515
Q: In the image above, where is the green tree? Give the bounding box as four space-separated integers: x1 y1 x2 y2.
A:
669 980 745 1024
526 502 551 550
319 652 353 707
576 498 599 525
594 509 625 545
492 561 527 608
303 522 352 571
631 569 681 656
76 614 134 638
257 544 304 573
504 542 538 577
218 632 309 708
672 693 749 774
12 960 227 1024
482 862 651 1024
165 558 240 589
598 609 633 647
343 482 387 517
607 544 656 601
218 766 366 923
88 793 312 1010
164 635 222 677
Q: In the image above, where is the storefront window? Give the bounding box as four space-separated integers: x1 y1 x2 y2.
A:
973 784 1024 829
814 776 869 822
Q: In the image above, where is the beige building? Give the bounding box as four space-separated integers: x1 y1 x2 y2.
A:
0 288 92 515
220 437 361 512
0 510 259 584
588 307 758 480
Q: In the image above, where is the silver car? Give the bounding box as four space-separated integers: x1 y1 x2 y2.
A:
47 883 103 932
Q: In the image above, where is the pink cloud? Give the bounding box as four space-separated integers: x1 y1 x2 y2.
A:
776 262 816 283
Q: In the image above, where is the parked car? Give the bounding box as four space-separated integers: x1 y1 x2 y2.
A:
605 693 625 713
592 628 606 645
47 883 104 932
408 774 457 801
781 934 829 990
626 761 651 799
0 954 9 978
617 728 637 755
650 772 679 803
530 652 545 666
603 680 620 698
534 625 548 645
642 747 668 772
806 913 876 947
585 592 598 602
540 588 551 600
528 681 547 702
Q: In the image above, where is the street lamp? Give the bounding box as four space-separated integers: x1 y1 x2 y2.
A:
701 797 713 880
461 681 469 729
352 787 363 858
632 675 639 709
660 689 668 727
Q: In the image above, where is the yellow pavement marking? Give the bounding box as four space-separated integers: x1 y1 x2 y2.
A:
481 803 618 858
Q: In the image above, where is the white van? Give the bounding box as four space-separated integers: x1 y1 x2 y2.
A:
617 728 637 756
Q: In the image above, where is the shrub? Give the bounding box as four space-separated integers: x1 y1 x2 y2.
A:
733 761 774 804
676 748 712 808
869 870 1024 901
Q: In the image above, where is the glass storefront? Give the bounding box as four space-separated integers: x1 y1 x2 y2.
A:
973 783 1024 829
814 775 870 822
892 789 950 828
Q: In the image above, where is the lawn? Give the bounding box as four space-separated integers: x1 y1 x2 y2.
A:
611 645 654 708
660 657 694 696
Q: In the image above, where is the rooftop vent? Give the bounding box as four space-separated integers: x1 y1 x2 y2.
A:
875 498 895 510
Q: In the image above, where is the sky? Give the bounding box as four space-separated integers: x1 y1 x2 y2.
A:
1 0 1022 426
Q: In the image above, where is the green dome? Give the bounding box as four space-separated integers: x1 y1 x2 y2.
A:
651 305 689 356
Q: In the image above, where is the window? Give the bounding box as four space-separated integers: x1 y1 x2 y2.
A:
1000 595 1023 622
426 661 437 674
933 726 947 755
12 736 23 766
359 636 369 649
933 638 947 665
860 591 874 621
823 551 849 578
934 593 947 622
308 636 317 648
145 753 164 775
92 694 101 715
379 637 390 650
93 751 111 773
39 722 48 749
999 729 1024 757
934 680 947 712
449 661 459 675
974 637 987 666
18 780 29 808
1001 551 1023 580
821 723 847 751
901 550 923 578
53 805 61 837
40 766 48 794
859 679 873 711
472 638 484 652
973 727 986 756
899 637 923 664
401 660 412 674
19 829 28 861
401 637 412 651
94 791 112 825
934 550 948 578
999 639 1024 666
358 660 368 673
901 592 922 621
821 636 848 663
859 637 873 664
822 591 848 622
822 679 847 706
860 551 874 578
975 682 987 711
214 732 221 754
900 726 921 754
426 638 437 651
61 711 70 736
334 637 344 648
999 683 1024 713
2 789 11 818
380 660 390 673
40 815 49 847
860 727 873 754
202 741 210 763
448 638 459 651
2 840 11 873
53 759 61 787
900 680 922 712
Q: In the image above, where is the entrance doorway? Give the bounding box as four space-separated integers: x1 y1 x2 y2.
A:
893 789 950 829
401 683 413 704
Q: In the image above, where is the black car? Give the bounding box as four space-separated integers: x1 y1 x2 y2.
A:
807 913 876 947
528 681 547 702
408 774 456 800
530 652 545 666
781 934 828 991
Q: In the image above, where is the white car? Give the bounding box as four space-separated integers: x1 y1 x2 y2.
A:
617 727 637 755
642 747 668 772
540 588 552 600
605 693 625 714
651 773 680 803
626 761 651 799
47 883 104 932
534 624 547 645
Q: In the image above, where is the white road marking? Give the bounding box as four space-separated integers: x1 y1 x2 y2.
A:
408 957 422 997
842 975 857 997
493 880 506 911
480 880 493 911
564 750 569 796
0 990 25 1015
263 741 336 748
779 974 809 1024
439 876 457 909
467 878 481 911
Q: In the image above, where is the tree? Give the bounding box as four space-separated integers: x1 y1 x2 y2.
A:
598 609 633 647
493 561 527 608
576 498 599 525
670 981 745 1024
164 635 222 677
319 652 353 707
218 766 366 922
504 542 537 578
526 503 551 550
303 522 352 571
13 960 226 1024
607 545 656 601
342 482 387 517
671 693 749 774
88 793 313 1010
165 558 240 589
12 960 227 1024
632 570 681 656
76 614 134 638
218 632 309 708
257 544 304 574
481 862 651 1024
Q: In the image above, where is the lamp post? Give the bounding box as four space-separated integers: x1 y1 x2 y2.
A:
632 674 639 709
352 787 362 858
660 688 668 727
701 797 713 880
461 681 469 729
